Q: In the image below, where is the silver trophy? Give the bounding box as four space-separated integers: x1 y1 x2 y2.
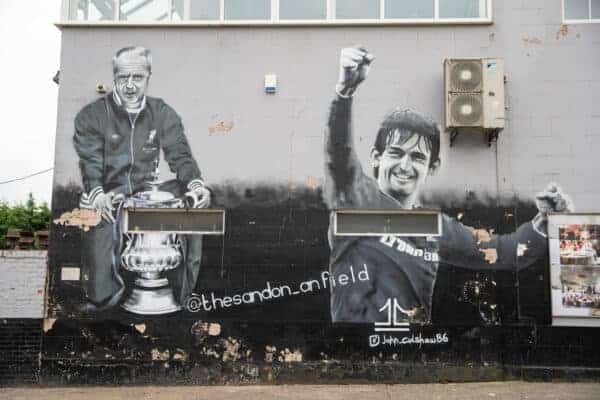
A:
120 159 186 314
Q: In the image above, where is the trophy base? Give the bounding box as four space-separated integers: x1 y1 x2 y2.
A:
121 285 182 315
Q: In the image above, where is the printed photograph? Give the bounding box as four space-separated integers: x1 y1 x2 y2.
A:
559 225 600 266
560 266 600 315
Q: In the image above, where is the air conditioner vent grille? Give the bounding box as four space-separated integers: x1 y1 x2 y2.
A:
449 60 483 92
449 94 483 126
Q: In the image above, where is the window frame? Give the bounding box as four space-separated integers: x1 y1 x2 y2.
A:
60 0 493 25
333 209 443 237
562 0 600 24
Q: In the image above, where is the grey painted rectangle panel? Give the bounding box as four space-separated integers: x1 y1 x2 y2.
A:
126 209 225 234
335 211 441 236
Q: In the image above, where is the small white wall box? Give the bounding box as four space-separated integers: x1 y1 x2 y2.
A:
264 74 277 94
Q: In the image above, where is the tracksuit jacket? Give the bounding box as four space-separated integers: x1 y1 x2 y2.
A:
72 93 203 307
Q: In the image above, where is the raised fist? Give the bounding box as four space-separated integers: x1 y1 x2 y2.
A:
535 182 574 214
532 182 574 236
336 46 375 98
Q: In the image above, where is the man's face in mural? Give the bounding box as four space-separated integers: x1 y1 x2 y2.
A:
371 132 437 202
114 55 150 109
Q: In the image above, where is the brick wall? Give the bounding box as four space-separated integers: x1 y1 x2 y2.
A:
0 251 47 318
0 251 46 384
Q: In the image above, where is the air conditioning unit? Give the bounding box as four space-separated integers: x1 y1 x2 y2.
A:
445 58 505 130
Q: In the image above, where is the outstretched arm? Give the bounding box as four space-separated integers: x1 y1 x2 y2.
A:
441 183 574 271
324 47 377 209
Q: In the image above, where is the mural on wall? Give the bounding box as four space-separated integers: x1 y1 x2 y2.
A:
549 214 600 326
71 46 211 314
324 47 573 324
47 44 575 330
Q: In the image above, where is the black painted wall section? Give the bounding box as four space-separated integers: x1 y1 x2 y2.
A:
37 183 599 385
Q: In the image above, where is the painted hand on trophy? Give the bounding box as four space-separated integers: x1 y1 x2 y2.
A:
336 46 375 98
185 185 211 208
532 182 574 236
92 192 125 223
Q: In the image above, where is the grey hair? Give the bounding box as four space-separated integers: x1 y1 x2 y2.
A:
112 46 152 73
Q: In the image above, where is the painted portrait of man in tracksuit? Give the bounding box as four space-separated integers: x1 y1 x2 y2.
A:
73 46 210 312
324 46 574 324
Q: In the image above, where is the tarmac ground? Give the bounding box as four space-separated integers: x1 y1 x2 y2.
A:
0 382 599 400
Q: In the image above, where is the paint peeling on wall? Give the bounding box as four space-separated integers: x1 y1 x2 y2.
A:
43 318 56 333
556 24 569 40
480 248 498 264
53 208 101 232
517 243 528 257
472 228 493 244
208 121 233 135
522 35 543 45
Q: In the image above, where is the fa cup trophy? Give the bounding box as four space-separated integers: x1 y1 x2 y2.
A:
120 159 185 315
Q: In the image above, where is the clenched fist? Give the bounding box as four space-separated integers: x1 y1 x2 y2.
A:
185 186 211 208
532 182 574 236
336 46 375 98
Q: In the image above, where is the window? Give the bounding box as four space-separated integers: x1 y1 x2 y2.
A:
120 0 171 21
62 0 492 23
564 0 600 22
68 0 117 21
334 210 442 237
224 0 271 20
336 0 380 19
124 209 225 234
280 0 326 20
385 0 434 19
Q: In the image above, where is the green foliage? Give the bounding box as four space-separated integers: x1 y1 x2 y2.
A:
0 193 50 248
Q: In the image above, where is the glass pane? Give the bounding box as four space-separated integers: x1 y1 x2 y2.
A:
280 0 326 20
69 0 116 21
439 0 481 18
336 0 380 19
336 212 440 236
172 0 184 20
592 0 600 18
385 0 434 18
190 0 220 20
225 0 271 20
119 0 171 21
564 0 590 19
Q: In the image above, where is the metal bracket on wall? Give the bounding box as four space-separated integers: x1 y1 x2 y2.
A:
449 129 460 147
487 129 500 147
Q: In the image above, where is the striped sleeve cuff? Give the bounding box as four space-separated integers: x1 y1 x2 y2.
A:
80 186 104 208
335 84 355 99
187 179 205 191
88 186 104 205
